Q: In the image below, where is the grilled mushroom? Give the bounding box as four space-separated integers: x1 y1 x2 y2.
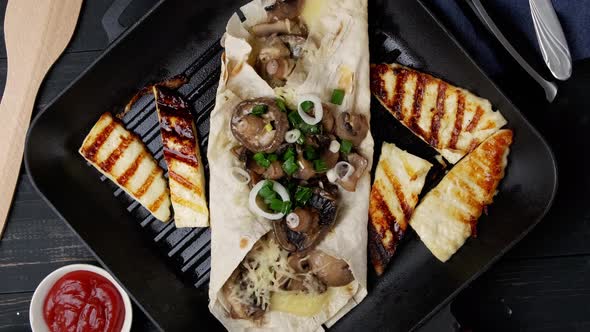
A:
263 160 285 180
308 251 354 287
321 104 336 133
308 187 338 227
335 111 369 146
222 268 265 320
273 206 326 252
293 145 315 180
231 98 288 153
285 253 327 293
286 207 318 232
337 153 368 192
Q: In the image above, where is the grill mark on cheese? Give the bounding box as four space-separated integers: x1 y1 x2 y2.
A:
390 68 408 118
169 170 203 196
449 92 465 149
156 87 199 168
381 161 412 220
99 135 133 172
409 74 428 137
135 167 161 198
370 64 389 105
149 192 168 212
171 194 207 214
82 120 116 162
117 152 146 186
372 185 407 235
429 82 447 148
369 187 404 276
466 106 484 133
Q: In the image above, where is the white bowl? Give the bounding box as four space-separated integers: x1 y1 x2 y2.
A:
30 264 133 332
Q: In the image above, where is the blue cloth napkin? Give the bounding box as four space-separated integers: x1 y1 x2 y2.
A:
428 0 590 76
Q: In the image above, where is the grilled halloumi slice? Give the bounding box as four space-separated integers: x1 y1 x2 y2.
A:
409 129 513 262
371 63 507 164
79 113 171 222
369 142 432 275
153 86 209 228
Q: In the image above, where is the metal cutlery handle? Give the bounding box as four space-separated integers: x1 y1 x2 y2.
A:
530 0 572 80
466 0 558 102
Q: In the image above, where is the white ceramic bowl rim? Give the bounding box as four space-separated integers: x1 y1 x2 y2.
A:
29 264 132 332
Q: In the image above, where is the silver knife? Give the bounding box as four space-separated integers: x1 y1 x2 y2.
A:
466 0 558 102
530 0 572 80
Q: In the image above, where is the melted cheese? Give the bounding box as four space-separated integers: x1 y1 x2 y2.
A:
270 290 330 316
227 237 295 311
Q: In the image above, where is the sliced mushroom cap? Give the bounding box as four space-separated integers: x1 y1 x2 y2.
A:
337 153 368 192
264 58 295 81
247 158 266 175
335 111 369 146
273 207 324 252
321 104 336 133
293 145 315 180
288 253 311 273
222 268 265 320
308 251 354 287
231 98 288 153
321 148 339 170
286 207 318 232
307 187 338 227
262 160 286 180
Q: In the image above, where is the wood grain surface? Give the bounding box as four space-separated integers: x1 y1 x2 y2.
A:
0 0 83 236
0 0 589 331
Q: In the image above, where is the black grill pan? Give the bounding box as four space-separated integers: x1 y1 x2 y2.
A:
24 0 557 331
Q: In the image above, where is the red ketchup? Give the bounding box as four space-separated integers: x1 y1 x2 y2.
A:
43 270 125 332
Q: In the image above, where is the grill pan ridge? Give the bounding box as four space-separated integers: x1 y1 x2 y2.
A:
24 0 557 331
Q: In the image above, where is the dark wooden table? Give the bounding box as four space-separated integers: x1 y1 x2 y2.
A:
1 1 589 331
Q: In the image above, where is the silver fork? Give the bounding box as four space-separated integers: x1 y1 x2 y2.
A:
466 0 558 102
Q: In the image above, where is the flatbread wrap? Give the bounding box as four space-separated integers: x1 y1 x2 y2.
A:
207 0 374 330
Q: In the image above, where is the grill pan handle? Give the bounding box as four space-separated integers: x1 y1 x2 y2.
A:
102 0 159 44
101 0 133 44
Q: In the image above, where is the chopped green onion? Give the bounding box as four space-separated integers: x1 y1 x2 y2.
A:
288 111 303 127
340 139 353 154
300 100 314 113
258 180 276 200
331 89 345 105
264 123 274 132
269 198 291 214
296 135 305 145
267 154 278 162
269 198 284 212
283 146 296 161
251 104 268 116
275 98 287 112
304 145 318 160
313 159 328 172
294 186 313 205
253 152 271 168
282 157 299 176
300 123 320 135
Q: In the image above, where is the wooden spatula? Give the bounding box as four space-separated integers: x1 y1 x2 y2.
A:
0 0 83 238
